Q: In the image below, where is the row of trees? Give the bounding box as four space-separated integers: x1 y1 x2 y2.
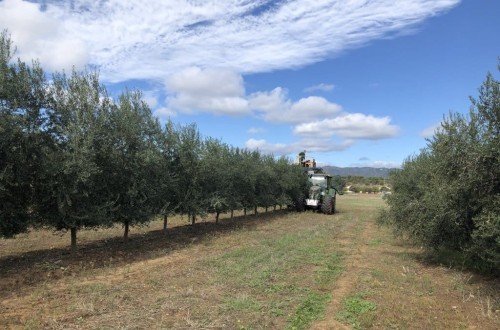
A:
0 31 308 252
344 176 387 186
343 176 391 193
382 63 499 269
348 185 388 194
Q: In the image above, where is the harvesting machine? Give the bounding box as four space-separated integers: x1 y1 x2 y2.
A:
295 151 340 214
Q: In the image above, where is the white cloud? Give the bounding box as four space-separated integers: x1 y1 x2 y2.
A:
245 139 289 155
249 89 342 123
164 69 342 121
244 112 399 155
294 113 400 140
162 67 400 148
142 91 160 109
304 83 335 93
245 138 355 155
154 107 176 119
166 67 245 98
286 96 342 122
1 0 460 81
248 127 266 134
420 122 442 138
249 87 290 115
165 67 250 116
0 0 89 72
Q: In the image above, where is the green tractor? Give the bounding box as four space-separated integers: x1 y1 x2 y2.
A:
295 152 340 214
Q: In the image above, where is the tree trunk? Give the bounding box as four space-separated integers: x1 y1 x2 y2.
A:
265 206 268 213
254 205 258 215
216 212 220 224
230 209 234 219
274 205 277 211
70 227 77 255
191 214 196 226
244 208 247 216
124 221 129 243
163 215 168 234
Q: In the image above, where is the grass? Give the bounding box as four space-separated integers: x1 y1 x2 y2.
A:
204 214 344 328
337 293 377 330
287 290 331 330
1 194 499 329
225 294 263 312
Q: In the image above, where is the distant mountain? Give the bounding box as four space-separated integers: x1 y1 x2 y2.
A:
322 166 397 178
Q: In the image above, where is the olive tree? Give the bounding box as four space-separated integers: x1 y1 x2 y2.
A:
104 90 166 241
42 70 114 252
175 123 204 225
0 31 50 238
383 64 500 269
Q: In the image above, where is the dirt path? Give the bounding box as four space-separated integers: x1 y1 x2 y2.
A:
312 197 499 329
311 212 375 330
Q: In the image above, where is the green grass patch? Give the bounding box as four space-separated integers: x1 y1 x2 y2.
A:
366 238 382 246
337 293 377 329
207 227 343 290
225 294 262 312
314 253 344 287
286 291 331 330
204 217 344 328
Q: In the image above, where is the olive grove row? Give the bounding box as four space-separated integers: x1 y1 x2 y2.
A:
0 31 308 251
382 62 500 270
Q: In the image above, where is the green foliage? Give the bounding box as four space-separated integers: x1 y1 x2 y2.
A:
383 64 500 270
469 196 500 265
42 70 113 233
337 293 377 329
0 31 308 250
286 291 330 330
0 30 50 237
331 175 346 192
224 295 262 312
175 123 204 224
206 221 341 330
105 90 166 238
346 176 385 186
199 138 231 221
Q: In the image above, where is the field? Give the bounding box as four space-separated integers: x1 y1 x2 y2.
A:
1 195 499 329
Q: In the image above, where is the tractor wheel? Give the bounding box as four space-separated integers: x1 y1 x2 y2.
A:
294 198 305 212
321 196 333 215
332 196 336 214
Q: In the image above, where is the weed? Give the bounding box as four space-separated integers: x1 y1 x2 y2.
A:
422 274 434 295
238 325 253 330
4 195 496 329
315 253 344 287
24 318 42 330
265 283 300 294
366 238 382 246
286 291 330 330
145 273 162 287
225 294 262 312
269 299 291 316
337 293 377 329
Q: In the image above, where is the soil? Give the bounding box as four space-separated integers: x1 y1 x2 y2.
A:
0 195 498 329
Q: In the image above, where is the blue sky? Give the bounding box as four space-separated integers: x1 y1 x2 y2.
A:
1 0 499 167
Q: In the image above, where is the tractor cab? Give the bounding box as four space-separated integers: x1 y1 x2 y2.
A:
309 173 332 188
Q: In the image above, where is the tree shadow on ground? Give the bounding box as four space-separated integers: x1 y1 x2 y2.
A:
383 245 500 297
0 209 289 299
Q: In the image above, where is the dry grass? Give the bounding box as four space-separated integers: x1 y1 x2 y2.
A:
326 195 500 330
1 195 499 329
